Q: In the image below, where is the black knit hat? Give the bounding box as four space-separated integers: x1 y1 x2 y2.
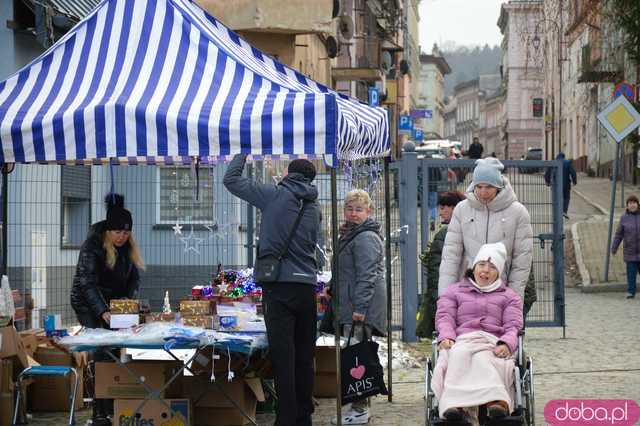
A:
105 193 133 231
288 159 316 181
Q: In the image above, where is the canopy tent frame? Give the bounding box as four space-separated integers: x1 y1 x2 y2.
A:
0 0 393 423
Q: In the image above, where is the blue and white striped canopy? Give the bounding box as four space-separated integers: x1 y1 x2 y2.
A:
0 0 389 164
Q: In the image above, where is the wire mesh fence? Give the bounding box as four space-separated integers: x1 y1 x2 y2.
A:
1 158 402 334
420 159 564 326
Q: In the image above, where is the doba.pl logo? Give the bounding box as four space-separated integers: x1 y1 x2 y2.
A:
544 400 640 425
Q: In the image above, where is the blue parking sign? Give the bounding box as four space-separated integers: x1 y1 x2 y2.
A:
398 115 413 133
368 88 379 107
413 128 423 141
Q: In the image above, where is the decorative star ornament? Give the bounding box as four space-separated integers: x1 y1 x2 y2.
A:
172 222 183 236
180 226 204 255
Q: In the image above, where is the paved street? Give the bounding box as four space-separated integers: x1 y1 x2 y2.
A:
571 175 640 286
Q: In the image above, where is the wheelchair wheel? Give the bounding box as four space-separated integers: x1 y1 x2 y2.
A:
425 357 433 425
523 357 535 426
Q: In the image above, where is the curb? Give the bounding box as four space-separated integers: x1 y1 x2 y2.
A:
580 283 628 293
571 221 591 287
572 188 608 216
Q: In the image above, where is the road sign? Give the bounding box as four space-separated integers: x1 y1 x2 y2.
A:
613 82 635 102
597 95 640 143
413 128 424 142
398 115 413 133
368 87 379 107
410 109 433 119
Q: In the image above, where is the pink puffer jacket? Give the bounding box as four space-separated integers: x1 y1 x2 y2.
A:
435 279 523 353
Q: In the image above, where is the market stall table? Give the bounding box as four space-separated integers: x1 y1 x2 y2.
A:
60 324 268 426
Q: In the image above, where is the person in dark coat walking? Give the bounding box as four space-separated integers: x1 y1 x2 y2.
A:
224 154 321 426
467 137 484 160
70 194 145 426
545 152 577 219
611 195 640 299
416 191 465 339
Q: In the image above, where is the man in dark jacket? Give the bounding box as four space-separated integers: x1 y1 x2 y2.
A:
467 137 484 159
545 152 577 219
224 154 321 426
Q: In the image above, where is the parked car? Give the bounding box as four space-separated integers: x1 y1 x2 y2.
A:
521 148 543 173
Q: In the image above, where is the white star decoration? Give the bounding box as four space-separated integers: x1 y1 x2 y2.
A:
172 222 183 235
180 227 204 255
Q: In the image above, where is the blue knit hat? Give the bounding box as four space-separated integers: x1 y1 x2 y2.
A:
472 158 504 189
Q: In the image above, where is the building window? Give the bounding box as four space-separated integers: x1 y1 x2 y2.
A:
157 167 214 224
61 166 92 248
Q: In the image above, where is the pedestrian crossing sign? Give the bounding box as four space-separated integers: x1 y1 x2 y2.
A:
597 95 640 143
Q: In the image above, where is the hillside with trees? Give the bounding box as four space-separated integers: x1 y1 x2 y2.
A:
439 42 502 96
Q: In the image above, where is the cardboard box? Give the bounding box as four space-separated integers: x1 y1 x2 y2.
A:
0 360 13 426
31 345 85 412
30 367 84 412
314 346 337 398
179 300 215 315
0 325 28 371
110 299 140 314
18 330 39 358
95 361 182 399
181 315 216 329
114 398 190 426
185 376 264 426
110 314 140 329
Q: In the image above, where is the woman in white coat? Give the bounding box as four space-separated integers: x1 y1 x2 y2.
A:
438 158 533 300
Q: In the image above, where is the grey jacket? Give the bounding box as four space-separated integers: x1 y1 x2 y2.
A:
334 218 387 336
223 154 321 285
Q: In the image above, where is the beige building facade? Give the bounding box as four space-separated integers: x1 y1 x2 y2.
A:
498 0 544 160
418 49 451 139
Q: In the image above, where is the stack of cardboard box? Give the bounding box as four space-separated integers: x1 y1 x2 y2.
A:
179 300 218 330
95 360 190 426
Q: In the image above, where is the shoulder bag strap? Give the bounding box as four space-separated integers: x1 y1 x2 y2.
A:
277 200 308 261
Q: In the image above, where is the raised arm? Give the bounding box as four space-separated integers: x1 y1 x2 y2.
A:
223 154 277 209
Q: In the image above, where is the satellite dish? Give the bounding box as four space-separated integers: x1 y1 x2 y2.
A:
338 15 354 43
399 59 410 75
381 51 392 72
325 36 338 58
332 0 341 18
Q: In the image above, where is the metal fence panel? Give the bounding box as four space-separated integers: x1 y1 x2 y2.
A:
2 159 401 334
419 159 565 328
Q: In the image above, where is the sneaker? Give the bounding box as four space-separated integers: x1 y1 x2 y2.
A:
626 293 635 299
487 400 509 418
331 407 370 424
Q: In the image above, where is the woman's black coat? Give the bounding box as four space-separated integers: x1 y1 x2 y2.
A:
70 221 140 319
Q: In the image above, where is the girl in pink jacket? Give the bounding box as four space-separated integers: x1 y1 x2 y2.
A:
434 242 523 423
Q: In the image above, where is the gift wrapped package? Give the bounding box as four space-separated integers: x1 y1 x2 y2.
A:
144 312 177 323
109 299 140 314
179 300 216 315
181 315 217 329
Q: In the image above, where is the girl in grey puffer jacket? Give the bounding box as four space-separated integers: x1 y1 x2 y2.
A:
438 158 533 300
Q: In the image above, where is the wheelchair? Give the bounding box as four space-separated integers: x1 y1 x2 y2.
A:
424 331 535 426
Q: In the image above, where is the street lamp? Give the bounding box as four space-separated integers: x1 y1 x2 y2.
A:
532 18 563 160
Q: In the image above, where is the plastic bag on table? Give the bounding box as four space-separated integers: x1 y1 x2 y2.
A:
0 275 16 318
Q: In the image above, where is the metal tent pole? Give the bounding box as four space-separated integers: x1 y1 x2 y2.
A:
330 165 342 425
1 165 9 275
383 157 393 402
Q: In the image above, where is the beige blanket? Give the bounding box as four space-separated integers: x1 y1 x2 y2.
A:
431 331 516 419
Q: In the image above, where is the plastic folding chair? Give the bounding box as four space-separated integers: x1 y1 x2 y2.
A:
12 366 79 426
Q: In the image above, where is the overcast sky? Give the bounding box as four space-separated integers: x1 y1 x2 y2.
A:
419 0 508 52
